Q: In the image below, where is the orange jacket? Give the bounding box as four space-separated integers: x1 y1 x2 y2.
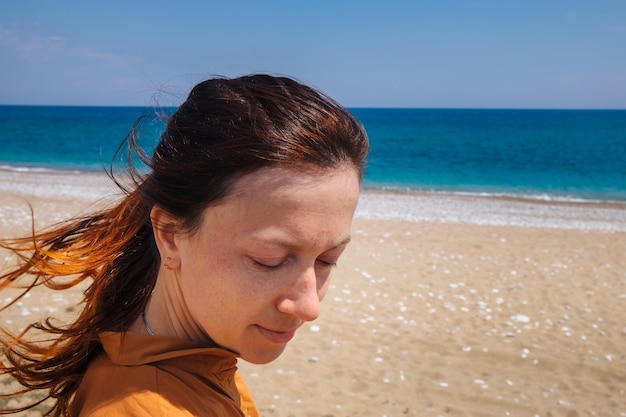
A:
69 332 259 417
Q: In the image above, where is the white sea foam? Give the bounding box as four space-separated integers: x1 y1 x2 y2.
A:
2 170 625 231
0 169 123 202
356 190 626 231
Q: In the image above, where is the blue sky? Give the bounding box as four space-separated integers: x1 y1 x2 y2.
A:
1 1 625 108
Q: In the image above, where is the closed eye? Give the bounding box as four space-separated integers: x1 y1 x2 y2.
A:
251 258 285 270
316 258 338 268
250 257 338 270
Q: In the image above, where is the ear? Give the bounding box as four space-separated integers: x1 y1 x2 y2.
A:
150 206 181 270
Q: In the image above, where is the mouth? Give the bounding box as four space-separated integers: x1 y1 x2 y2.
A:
255 325 298 344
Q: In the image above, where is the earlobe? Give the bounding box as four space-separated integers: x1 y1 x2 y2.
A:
163 257 174 270
150 206 181 270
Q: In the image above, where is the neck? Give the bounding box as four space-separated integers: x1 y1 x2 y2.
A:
142 269 212 343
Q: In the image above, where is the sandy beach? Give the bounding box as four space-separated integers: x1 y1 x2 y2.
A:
1 170 625 416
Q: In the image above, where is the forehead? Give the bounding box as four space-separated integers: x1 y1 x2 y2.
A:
227 164 359 199
201 165 360 248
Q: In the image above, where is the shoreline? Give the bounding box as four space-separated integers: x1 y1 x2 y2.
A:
1 170 625 232
4 163 626 205
357 189 626 231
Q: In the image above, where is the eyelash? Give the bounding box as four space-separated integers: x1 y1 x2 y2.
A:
316 259 337 268
253 260 282 270
252 258 337 270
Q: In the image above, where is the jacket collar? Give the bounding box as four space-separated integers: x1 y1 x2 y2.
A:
99 331 239 375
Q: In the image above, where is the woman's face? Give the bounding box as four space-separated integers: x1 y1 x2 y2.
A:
172 165 361 364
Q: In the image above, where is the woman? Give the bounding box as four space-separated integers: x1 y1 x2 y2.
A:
0 75 369 416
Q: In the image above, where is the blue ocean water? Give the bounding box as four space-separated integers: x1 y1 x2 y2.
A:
1 105 625 202
0 106 163 172
351 108 626 201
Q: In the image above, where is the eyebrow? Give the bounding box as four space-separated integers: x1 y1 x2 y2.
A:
254 235 352 251
332 236 352 248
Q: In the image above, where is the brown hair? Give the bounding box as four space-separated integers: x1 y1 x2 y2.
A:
0 74 368 416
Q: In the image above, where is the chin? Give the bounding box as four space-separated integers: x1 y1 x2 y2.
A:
240 346 287 365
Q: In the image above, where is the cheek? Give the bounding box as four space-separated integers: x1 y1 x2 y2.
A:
178 238 287 317
317 273 334 302
182 250 266 308
178 243 234 303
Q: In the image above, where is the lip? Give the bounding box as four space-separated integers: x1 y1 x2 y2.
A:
255 325 297 344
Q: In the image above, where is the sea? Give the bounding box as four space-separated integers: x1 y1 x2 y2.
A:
1 105 625 203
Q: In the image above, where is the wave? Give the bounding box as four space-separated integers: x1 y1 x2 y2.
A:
2 163 624 205
361 184 626 205
0 164 87 175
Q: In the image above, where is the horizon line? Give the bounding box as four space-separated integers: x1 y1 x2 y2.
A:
1 103 625 111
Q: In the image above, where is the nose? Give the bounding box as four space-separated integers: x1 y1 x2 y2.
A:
276 265 321 322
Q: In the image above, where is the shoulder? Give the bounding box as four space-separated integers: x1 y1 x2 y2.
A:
73 389 193 417
70 352 246 417
70 354 166 416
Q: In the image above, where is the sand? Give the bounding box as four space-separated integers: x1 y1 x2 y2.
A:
1 170 625 416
